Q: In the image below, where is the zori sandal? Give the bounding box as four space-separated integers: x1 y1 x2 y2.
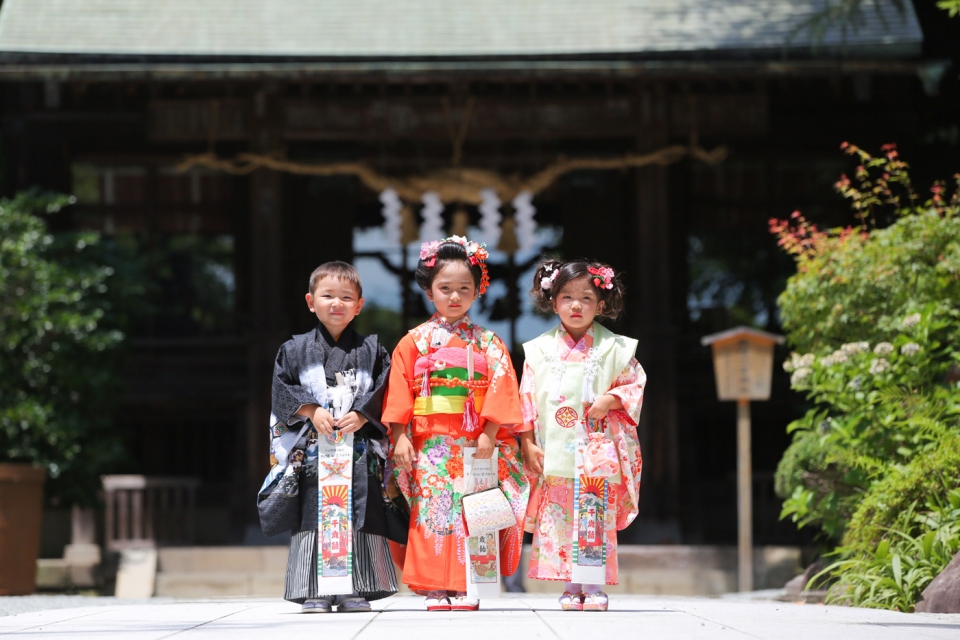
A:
450 595 480 611
337 597 372 612
425 591 451 611
301 598 333 613
583 592 609 612
559 591 585 611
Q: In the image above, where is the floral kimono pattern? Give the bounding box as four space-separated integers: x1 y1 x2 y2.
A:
520 323 645 584
382 314 528 594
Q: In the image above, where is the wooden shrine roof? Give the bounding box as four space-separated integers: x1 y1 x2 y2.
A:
0 0 922 59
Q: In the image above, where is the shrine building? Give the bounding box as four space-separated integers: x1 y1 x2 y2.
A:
0 0 946 548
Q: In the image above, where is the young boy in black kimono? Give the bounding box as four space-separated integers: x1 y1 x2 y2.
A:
261 261 397 613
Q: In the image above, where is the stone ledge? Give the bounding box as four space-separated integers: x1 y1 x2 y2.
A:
157 547 288 573
155 571 285 598
142 544 802 599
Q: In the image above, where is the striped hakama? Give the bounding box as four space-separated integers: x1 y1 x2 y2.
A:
284 529 398 603
282 426 397 604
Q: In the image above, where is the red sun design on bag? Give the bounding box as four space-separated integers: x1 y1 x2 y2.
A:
555 406 579 429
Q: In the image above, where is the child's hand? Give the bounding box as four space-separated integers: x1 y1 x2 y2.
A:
393 433 415 471
587 394 622 420
337 411 368 434
475 432 496 459
522 439 545 475
311 406 337 436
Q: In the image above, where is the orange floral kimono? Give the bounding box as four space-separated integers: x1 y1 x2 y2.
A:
382 314 528 594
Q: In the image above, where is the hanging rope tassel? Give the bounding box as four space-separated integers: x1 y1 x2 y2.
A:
421 362 432 397
462 344 480 433
582 378 597 405
463 394 480 433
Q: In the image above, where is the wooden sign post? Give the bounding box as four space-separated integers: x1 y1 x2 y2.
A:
701 327 784 592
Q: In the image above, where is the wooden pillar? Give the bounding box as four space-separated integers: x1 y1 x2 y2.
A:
737 399 754 591
245 84 287 514
633 83 681 525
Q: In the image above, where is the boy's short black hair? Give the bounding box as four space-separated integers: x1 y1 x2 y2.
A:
308 261 363 297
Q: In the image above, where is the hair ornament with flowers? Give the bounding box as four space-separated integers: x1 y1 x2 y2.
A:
540 265 560 294
588 266 616 290
419 235 491 295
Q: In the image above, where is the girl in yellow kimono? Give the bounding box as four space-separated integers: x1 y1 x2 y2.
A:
520 259 645 612
382 237 528 612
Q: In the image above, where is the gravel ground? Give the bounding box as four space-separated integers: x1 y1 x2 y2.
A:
0 595 174 617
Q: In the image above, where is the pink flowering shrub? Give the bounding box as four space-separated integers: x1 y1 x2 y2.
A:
770 143 960 353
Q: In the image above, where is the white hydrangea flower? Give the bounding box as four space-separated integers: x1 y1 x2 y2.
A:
873 342 894 355
784 352 816 373
790 367 813 386
841 341 870 355
822 350 848 366
901 342 921 356
902 313 922 329
869 358 891 375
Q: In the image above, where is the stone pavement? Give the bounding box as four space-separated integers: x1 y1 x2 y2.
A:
1 594 959 639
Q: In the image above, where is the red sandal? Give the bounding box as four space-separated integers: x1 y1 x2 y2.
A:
425 591 451 611
583 592 609 612
559 592 585 611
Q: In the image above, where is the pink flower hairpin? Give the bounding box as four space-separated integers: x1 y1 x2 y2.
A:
588 266 615 290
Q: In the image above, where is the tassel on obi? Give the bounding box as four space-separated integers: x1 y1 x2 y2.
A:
421 368 432 397
462 344 481 433
462 393 481 433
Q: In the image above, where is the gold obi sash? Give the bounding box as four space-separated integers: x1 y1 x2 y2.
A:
414 393 487 416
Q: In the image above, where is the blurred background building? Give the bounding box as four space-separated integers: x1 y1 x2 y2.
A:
0 0 956 566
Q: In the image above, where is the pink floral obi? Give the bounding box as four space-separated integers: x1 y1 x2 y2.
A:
414 346 489 379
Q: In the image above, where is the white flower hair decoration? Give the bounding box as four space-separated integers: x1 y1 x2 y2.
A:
540 266 560 293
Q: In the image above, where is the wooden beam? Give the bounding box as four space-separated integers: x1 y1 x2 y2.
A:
142 94 769 142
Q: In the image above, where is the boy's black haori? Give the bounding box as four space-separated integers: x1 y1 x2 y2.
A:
259 321 405 542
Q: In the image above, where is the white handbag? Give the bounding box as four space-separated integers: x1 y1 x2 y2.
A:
461 487 515 536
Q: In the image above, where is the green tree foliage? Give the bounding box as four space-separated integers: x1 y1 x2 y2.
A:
938 1 960 19
0 191 141 506
771 144 960 610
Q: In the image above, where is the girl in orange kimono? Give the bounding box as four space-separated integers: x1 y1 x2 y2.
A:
382 236 528 612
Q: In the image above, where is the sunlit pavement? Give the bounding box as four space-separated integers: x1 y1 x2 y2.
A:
1 594 959 639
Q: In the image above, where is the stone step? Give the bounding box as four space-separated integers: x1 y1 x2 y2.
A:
155 571 286 598
157 546 290 573
150 544 801 599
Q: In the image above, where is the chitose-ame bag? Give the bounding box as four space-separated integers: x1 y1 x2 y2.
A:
581 413 620 478
461 486 516 536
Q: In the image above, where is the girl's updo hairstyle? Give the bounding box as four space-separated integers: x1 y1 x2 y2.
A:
530 258 625 320
415 241 484 292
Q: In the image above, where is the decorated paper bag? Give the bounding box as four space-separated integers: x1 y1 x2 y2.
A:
316 372 357 595
463 448 502 600
572 416 607 584
462 487 514 535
